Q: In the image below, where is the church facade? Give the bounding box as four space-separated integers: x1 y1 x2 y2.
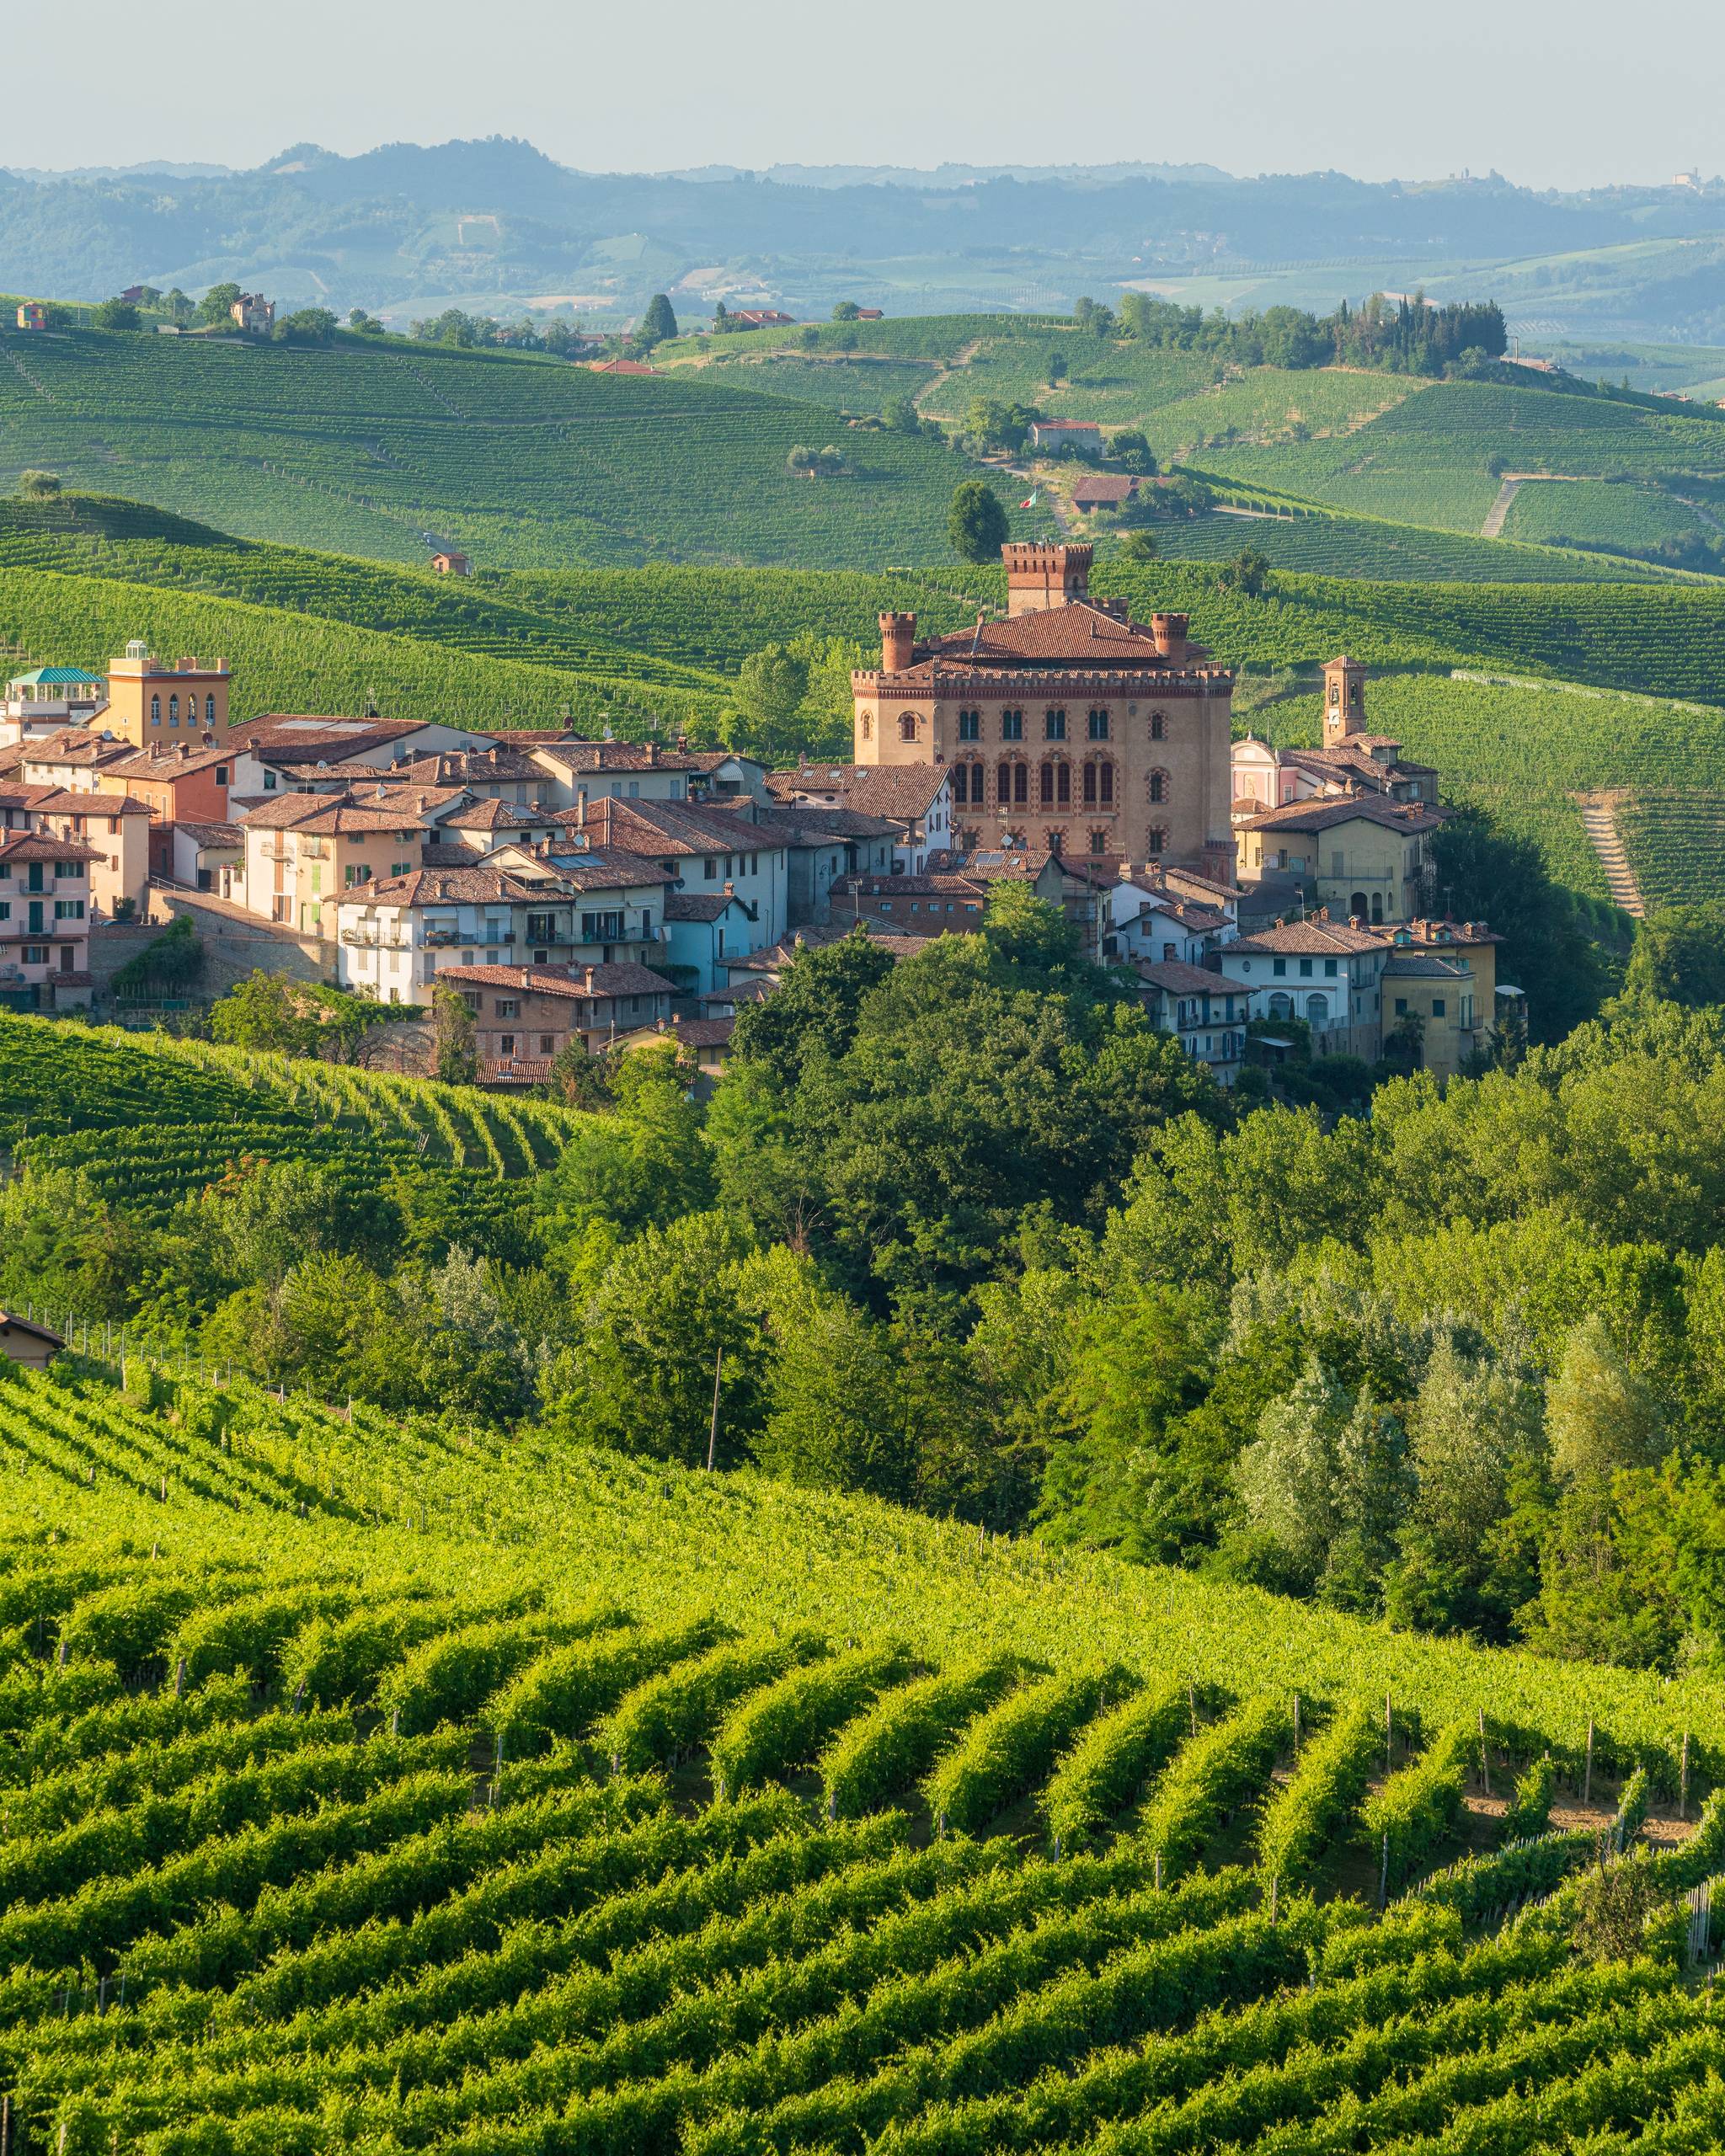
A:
850 543 1236 883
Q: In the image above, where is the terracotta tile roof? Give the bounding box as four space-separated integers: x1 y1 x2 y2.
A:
666 892 745 921
381 750 548 786
445 798 542 830
884 600 1217 677
229 715 420 748
1071 474 1138 505
168 820 242 847
21 729 134 768
1239 795 1445 836
1381 953 1470 979
419 841 485 867
563 797 777 857
438 961 676 999
713 798 899 845
0 831 104 864
346 867 554 905
508 845 672 890
1137 959 1231 995
671 1017 734 1048
29 788 152 817
1227 921 1385 956
239 784 469 833
106 742 234 780
832 872 988 900
528 739 707 775
766 763 951 819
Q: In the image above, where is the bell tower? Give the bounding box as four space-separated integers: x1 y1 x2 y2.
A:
1322 654 1367 745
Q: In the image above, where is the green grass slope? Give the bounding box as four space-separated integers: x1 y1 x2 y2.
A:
0 325 1055 570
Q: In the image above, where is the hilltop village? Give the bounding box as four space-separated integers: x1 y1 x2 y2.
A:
0 543 1512 1085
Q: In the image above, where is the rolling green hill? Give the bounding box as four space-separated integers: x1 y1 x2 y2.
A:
0 324 1056 570
0 1358 1719 2154
1207 377 1725 546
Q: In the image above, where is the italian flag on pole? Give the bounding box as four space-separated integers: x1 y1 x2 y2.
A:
1019 489 1039 509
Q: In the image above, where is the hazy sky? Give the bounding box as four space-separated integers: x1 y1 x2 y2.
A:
13 0 1724 190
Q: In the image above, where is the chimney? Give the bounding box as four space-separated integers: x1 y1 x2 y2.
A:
879 611 916 671
646 741 659 766
723 879 734 895
1002 542 1092 617
1150 612 1189 661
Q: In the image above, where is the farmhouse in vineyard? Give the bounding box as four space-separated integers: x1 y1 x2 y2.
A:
851 542 1236 881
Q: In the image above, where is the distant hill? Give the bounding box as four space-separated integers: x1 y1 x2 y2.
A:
4 139 1725 328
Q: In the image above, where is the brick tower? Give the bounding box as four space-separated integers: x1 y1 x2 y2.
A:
1322 654 1367 746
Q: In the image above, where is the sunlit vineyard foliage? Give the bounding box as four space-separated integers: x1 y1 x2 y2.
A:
1212 377 1725 537
0 1360 1719 2156
0 1014 589 1222
0 326 1053 570
1132 504 1668 584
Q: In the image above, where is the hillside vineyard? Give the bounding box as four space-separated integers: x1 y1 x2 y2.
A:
0 1355 1722 2156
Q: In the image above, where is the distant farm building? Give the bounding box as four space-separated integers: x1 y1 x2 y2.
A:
430 551 472 576
230 293 275 334
1071 473 1139 510
15 303 45 331
1029 419 1104 453
729 309 798 329
585 356 658 376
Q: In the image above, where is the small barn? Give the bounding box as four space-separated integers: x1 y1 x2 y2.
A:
0 1311 63 1369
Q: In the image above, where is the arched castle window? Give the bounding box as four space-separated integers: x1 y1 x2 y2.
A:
1146 826 1167 856
999 759 1027 807
1088 827 1108 856
168 694 179 724
1083 760 1116 806
1148 770 1168 805
959 760 985 804
1001 709 1024 741
1044 828 1066 856
206 695 217 724
1087 708 1109 740
1306 994 1328 1023
861 714 873 740
1150 712 1167 741
958 710 980 742
899 713 917 743
1044 709 1067 742
150 695 160 723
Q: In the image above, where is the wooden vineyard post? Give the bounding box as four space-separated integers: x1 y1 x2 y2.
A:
1682 1731 1690 1821
1477 1706 1490 1797
1385 1691 1393 1774
1584 1720 1594 1808
1379 1831 1390 1911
